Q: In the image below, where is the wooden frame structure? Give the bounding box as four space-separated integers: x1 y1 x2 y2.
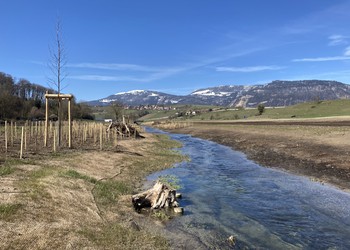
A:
44 92 73 148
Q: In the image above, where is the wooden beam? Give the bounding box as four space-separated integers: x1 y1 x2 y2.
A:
68 99 72 148
45 93 73 99
44 94 49 147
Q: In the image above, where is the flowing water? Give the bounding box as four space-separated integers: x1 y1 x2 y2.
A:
145 128 350 249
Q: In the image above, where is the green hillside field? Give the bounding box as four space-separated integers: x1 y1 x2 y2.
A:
139 99 350 121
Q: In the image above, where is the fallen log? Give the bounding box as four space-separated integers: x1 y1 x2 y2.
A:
132 181 180 211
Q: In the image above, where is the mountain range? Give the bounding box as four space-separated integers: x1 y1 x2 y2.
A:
87 80 350 107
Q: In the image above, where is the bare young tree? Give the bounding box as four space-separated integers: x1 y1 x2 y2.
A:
109 101 124 121
48 18 68 146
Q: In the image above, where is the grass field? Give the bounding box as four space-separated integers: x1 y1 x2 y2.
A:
139 99 350 121
0 126 185 249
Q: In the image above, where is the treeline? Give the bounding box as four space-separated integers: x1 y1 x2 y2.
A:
0 72 94 120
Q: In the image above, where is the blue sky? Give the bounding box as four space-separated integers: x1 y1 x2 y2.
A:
1 0 350 101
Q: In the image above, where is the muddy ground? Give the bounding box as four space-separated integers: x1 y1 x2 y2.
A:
168 120 350 192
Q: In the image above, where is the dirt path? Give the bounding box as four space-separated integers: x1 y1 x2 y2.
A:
169 122 350 192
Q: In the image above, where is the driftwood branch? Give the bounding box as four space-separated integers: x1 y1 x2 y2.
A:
132 181 180 211
106 121 145 139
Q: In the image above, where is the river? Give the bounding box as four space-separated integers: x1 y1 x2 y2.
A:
145 128 350 249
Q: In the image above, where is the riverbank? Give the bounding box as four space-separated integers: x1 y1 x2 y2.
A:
166 120 350 192
0 133 184 249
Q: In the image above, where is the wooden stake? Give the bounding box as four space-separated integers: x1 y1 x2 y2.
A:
30 122 33 139
114 129 118 147
68 98 72 148
100 125 103 150
49 121 52 139
20 127 24 159
4 121 8 152
34 122 38 149
53 128 56 153
84 124 87 142
15 122 17 139
24 124 27 151
10 121 14 147
45 94 49 147
93 124 97 144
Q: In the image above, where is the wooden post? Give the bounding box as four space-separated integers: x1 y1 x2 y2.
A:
30 122 33 139
53 127 56 153
15 122 17 139
10 121 14 147
44 92 49 147
114 129 118 147
35 121 38 149
100 124 103 150
93 124 97 144
24 125 27 151
68 98 72 148
4 121 8 152
49 121 52 139
20 127 24 159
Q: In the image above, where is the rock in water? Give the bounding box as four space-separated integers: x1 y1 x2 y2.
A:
173 207 184 214
227 235 236 247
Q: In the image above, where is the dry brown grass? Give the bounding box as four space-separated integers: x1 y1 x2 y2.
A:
0 132 184 249
148 120 193 130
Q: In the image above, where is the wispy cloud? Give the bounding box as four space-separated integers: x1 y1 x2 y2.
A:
328 35 348 46
292 56 350 62
67 63 164 72
344 46 350 56
67 62 187 83
282 2 350 36
216 65 284 73
68 67 187 83
69 75 144 82
66 46 264 83
293 43 350 62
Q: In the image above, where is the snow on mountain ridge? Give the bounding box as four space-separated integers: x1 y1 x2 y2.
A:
115 90 146 95
191 89 215 96
100 98 117 103
191 89 232 97
87 80 350 108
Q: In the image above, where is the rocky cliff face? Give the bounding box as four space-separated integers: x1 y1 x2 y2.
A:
232 80 350 107
87 80 350 107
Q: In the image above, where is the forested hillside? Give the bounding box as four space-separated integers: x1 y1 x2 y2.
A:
0 72 94 120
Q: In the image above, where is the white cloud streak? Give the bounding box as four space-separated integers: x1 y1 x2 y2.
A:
66 45 266 83
282 2 350 36
68 66 187 83
67 63 165 72
216 65 284 73
344 46 350 56
293 44 350 62
67 62 187 82
292 56 350 62
69 75 145 82
328 35 348 46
